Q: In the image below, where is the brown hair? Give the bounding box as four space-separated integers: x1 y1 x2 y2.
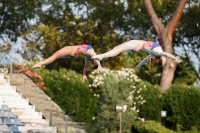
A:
149 57 163 72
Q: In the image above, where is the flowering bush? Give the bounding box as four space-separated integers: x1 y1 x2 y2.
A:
88 67 149 133
13 64 48 90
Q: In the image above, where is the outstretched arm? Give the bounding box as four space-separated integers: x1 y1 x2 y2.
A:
157 52 181 63
136 55 154 69
81 58 90 82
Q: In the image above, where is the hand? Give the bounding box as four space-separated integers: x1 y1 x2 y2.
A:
81 75 87 82
175 58 182 63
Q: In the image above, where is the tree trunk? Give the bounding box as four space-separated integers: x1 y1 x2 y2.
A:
143 0 188 91
159 34 176 91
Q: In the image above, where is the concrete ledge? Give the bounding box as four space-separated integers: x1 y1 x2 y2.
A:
0 85 14 89
4 101 29 106
3 97 28 102
20 118 50 126
18 125 57 133
0 91 20 97
11 108 36 114
18 114 43 120
9 104 34 110
14 110 42 117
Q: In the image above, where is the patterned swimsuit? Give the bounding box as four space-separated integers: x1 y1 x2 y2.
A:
66 44 93 59
130 41 160 53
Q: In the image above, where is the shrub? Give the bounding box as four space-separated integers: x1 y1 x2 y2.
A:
163 84 200 130
36 68 98 122
13 63 99 122
13 64 48 90
89 68 162 133
87 68 150 133
132 120 176 133
135 81 162 122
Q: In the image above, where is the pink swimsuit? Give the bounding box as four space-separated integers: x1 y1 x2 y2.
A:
140 41 160 50
75 44 93 54
130 41 160 53
65 44 93 58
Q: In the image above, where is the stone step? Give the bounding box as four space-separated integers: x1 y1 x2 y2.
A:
18 125 57 133
20 118 50 126
8 74 85 133
18 114 43 120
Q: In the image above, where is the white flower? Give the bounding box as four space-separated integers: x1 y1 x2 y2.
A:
141 118 145 122
130 106 136 111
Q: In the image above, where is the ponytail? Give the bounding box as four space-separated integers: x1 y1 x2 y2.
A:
148 57 163 73
149 58 154 73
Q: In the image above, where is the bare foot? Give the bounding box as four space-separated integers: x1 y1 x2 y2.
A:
92 55 103 61
32 63 42 70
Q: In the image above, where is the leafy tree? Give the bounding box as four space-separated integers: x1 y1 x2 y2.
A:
20 0 197 87
0 0 45 41
173 2 200 83
21 0 129 73
173 59 197 85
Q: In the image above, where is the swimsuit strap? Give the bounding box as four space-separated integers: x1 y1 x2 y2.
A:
83 53 91 59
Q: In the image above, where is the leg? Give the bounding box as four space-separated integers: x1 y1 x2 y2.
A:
32 46 77 69
92 41 140 60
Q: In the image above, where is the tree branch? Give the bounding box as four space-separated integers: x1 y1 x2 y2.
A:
167 0 188 36
182 45 200 81
143 0 164 34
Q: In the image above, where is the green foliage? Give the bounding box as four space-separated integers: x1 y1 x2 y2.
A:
88 68 139 133
174 61 197 85
35 68 98 122
0 0 46 41
163 84 200 130
132 120 176 133
129 51 163 85
19 0 199 87
135 81 162 121
12 63 98 122
173 1 200 82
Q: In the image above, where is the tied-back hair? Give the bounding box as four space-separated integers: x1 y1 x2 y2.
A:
149 56 163 73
